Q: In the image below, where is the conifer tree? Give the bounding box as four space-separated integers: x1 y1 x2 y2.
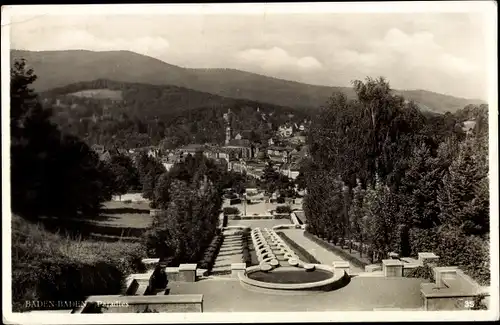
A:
349 178 366 256
399 143 443 229
438 138 489 236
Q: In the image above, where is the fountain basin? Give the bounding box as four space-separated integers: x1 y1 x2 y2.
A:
239 265 349 295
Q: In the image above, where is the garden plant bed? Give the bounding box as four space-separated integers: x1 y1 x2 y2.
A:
304 232 370 269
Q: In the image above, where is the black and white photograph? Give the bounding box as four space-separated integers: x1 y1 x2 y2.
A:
2 2 498 323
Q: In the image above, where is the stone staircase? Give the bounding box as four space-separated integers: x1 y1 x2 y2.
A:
211 231 244 275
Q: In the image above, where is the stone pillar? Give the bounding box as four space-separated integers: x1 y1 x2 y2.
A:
231 263 247 278
178 264 197 282
332 261 350 275
433 266 458 288
418 252 440 266
382 259 404 277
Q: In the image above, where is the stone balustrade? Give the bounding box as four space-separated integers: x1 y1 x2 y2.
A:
332 261 350 275
382 259 404 277
76 294 204 313
178 264 197 282
421 266 488 311
231 263 247 278
418 252 440 266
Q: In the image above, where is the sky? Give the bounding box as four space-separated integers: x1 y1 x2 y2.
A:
7 7 492 100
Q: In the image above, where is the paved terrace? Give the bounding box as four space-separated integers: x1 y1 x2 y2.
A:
168 277 425 311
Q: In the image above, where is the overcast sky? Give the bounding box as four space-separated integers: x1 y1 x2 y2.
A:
8 10 491 100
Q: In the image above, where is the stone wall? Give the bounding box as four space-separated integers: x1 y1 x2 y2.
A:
78 295 203 313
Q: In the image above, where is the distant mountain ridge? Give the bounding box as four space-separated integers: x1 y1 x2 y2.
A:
11 49 486 114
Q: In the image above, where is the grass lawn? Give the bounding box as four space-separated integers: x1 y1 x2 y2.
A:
223 200 303 216
39 199 153 242
228 219 292 229
97 200 152 228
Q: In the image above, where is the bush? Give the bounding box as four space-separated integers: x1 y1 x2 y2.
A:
406 265 435 281
435 228 490 285
229 198 242 205
123 200 132 204
150 264 167 291
224 193 238 200
275 205 292 214
198 233 223 270
276 197 285 204
242 247 251 266
408 227 439 257
223 207 240 215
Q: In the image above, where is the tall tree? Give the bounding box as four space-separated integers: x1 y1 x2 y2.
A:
136 152 166 200
438 138 489 236
349 178 366 256
11 58 113 219
107 153 140 198
399 143 443 229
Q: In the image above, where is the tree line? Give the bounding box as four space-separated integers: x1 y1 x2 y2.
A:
303 77 489 284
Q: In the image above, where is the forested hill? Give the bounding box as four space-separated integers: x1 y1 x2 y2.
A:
12 49 486 114
40 79 310 149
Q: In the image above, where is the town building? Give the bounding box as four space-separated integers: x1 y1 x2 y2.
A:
278 124 294 138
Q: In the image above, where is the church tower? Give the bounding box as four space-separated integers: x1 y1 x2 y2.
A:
225 126 232 145
224 108 232 146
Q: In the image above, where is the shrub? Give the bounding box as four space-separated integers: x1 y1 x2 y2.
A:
223 207 240 215
229 198 242 205
150 264 167 290
275 205 292 214
471 294 488 310
406 265 435 281
277 197 285 204
242 247 251 266
408 227 439 257
435 228 490 285
198 233 223 270
123 200 132 204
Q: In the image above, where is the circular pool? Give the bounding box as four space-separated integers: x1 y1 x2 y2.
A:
248 269 333 284
239 265 350 295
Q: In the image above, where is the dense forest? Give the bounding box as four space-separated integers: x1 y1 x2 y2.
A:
303 77 490 284
41 79 309 149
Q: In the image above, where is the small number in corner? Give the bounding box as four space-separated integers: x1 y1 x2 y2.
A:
464 300 475 308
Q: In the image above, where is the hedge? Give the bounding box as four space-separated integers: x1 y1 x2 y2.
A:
198 233 224 270
223 207 240 215
275 205 292 214
406 265 435 281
